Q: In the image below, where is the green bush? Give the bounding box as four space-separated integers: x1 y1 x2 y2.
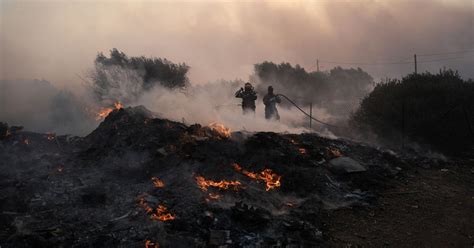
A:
351 69 474 153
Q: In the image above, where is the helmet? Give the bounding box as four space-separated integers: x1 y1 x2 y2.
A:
244 82 252 90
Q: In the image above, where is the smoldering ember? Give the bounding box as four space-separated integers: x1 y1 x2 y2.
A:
0 104 472 247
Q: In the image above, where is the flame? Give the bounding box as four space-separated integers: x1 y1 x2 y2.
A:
298 148 307 155
233 163 281 191
145 240 160 248
114 101 124 109
138 197 175 222
46 132 55 141
195 176 242 191
208 122 231 138
151 205 176 221
151 177 165 188
95 101 123 120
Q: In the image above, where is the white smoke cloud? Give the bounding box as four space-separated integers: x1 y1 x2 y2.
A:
136 80 336 136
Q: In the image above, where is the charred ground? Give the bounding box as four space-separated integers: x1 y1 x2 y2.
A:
0 106 472 247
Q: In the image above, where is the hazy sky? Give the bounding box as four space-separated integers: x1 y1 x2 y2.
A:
1 0 473 87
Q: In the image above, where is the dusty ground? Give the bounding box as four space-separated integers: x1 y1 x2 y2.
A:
323 158 474 248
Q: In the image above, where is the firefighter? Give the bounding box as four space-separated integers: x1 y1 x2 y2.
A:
263 86 281 120
235 82 257 114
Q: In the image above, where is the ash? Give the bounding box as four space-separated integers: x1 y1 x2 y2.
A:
0 106 441 247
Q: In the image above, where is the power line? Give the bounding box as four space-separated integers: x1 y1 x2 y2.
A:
318 49 474 67
417 49 474 57
319 59 412 66
417 56 473 63
319 55 472 66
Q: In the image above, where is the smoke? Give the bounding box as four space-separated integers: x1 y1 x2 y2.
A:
0 79 97 135
0 68 338 138
137 79 336 136
1 0 472 86
1 0 472 136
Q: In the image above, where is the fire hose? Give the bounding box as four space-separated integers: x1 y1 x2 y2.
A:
276 94 339 128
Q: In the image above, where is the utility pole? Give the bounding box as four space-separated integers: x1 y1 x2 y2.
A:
414 54 417 74
316 60 319 72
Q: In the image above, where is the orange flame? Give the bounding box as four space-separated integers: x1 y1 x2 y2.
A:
298 148 307 155
45 132 55 141
138 197 175 222
151 177 164 188
114 101 124 109
208 122 231 138
195 176 242 191
145 240 160 248
151 205 176 221
233 163 281 191
95 101 123 120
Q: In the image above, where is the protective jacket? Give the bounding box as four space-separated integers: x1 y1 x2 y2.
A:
263 94 281 120
235 88 257 113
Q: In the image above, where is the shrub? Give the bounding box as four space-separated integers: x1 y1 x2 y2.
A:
90 48 190 104
351 69 474 153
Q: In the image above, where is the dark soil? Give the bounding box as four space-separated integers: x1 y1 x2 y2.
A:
323 158 474 248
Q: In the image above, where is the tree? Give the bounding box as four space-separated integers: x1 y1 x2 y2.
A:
89 48 190 104
351 69 474 153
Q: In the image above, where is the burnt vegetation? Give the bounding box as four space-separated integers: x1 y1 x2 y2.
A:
0 106 425 247
90 48 190 104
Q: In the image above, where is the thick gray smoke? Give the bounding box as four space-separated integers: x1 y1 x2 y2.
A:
137 80 335 136
0 69 337 137
0 80 97 135
1 0 472 85
1 0 472 136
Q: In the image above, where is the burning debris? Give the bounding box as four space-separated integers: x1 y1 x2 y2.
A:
45 132 56 141
207 122 232 138
233 163 281 191
1 106 444 247
195 176 243 191
298 147 307 155
138 197 176 222
95 101 124 120
151 177 165 188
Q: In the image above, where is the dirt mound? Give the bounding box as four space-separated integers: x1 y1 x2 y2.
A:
0 106 426 247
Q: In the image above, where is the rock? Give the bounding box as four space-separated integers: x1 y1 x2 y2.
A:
329 156 366 173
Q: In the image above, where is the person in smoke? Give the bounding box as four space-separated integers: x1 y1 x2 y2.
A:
235 82 257 114
263 86 281 120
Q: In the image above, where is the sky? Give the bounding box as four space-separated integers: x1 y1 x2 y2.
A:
1 0 473 88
